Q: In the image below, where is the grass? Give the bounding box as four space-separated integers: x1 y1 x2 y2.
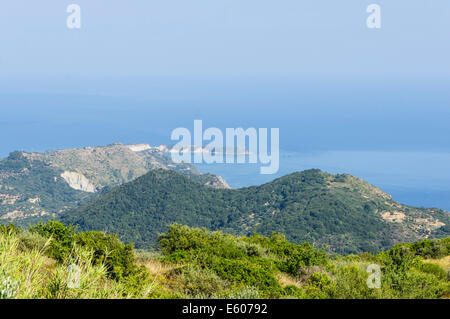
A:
424 256 450 271
0 230 149 299
1 223 449 299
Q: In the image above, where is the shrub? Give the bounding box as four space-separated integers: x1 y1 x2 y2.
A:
329 265 380 299
225 286 261 299
283 285 305 298
17 231 49 252
393 270 448 299
74 231 137 280
172 264 228 297
0 224 20 236
158 224 211 255
417 262 447 280
206 257 282 296
411 239 446 259
29 220 76 262
0 270 20 299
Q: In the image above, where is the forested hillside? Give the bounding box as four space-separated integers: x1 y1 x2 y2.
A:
61 169 450 254
0 144 228 225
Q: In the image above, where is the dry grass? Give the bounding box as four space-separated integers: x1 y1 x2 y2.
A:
139 258 176 278
276 273 302 288
424 256 450 271
136 253 185 296
0 231 144 299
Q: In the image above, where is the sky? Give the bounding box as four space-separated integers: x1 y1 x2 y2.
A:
0 1 449 80
0 0 449 154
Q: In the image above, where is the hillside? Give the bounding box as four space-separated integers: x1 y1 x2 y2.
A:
60 169 450 254
0 143 229 225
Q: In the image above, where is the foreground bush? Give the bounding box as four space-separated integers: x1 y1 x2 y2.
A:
158 224 450 299
0 230 143 298
0 221 448 299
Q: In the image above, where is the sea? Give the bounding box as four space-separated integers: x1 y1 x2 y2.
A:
196 150 450 211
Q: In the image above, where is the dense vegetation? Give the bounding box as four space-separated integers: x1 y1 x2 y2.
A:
0 145 228 226
1 221 449 299
61 169 450 254
0 152 93 226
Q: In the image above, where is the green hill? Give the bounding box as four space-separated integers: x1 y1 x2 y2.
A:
0 144 228 225
60 169 450 254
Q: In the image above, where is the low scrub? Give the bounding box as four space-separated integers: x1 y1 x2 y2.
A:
0 222 448 299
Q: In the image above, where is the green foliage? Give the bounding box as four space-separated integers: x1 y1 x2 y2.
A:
159 224 212 255
378 244 421 273
62 169 450 254
374 239 450 298
171 264 229 298
158 225 450 299
223 286 261 299
245 233 328 276
1 222 155 298
0 270 20 299
207 257 282 296
283 285 305 298
26 220 150 292
417 262 448 281
327 264 381 299
159 224 282 296
1 221 449 299
410 239 448 259
0 224 20 236
74 231 139 281
29 220 76 262
17 231 49 252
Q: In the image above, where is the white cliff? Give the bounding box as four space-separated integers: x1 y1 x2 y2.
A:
61 171 96 193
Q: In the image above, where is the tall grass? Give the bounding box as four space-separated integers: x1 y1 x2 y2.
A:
0 230 148 299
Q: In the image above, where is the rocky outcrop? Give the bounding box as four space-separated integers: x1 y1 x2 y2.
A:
206 175 230 189
127 144 151 152
61 171 96 193
0 143 231 222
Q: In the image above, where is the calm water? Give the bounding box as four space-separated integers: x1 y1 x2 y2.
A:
1 90 449 211
196 150 450 211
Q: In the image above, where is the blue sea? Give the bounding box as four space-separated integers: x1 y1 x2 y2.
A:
1 80 449 210
196 150 450 211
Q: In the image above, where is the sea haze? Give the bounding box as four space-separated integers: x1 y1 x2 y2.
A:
0 78 449 211
196 150 450 211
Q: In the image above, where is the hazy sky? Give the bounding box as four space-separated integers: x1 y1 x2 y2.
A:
0 1 449 156
0 0 449 81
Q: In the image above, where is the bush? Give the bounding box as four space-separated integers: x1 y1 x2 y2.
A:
206 257 282 296
17 231 49 252
417 262 447 280
378 244 420 273
74 231 137 280
329 265 380 299
411 239 446 259
283 285 305 298
0 224 20 236
225 286 261 299
247 233 328 275
172 264 228 298
27 220 149 289
29 220 76 262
